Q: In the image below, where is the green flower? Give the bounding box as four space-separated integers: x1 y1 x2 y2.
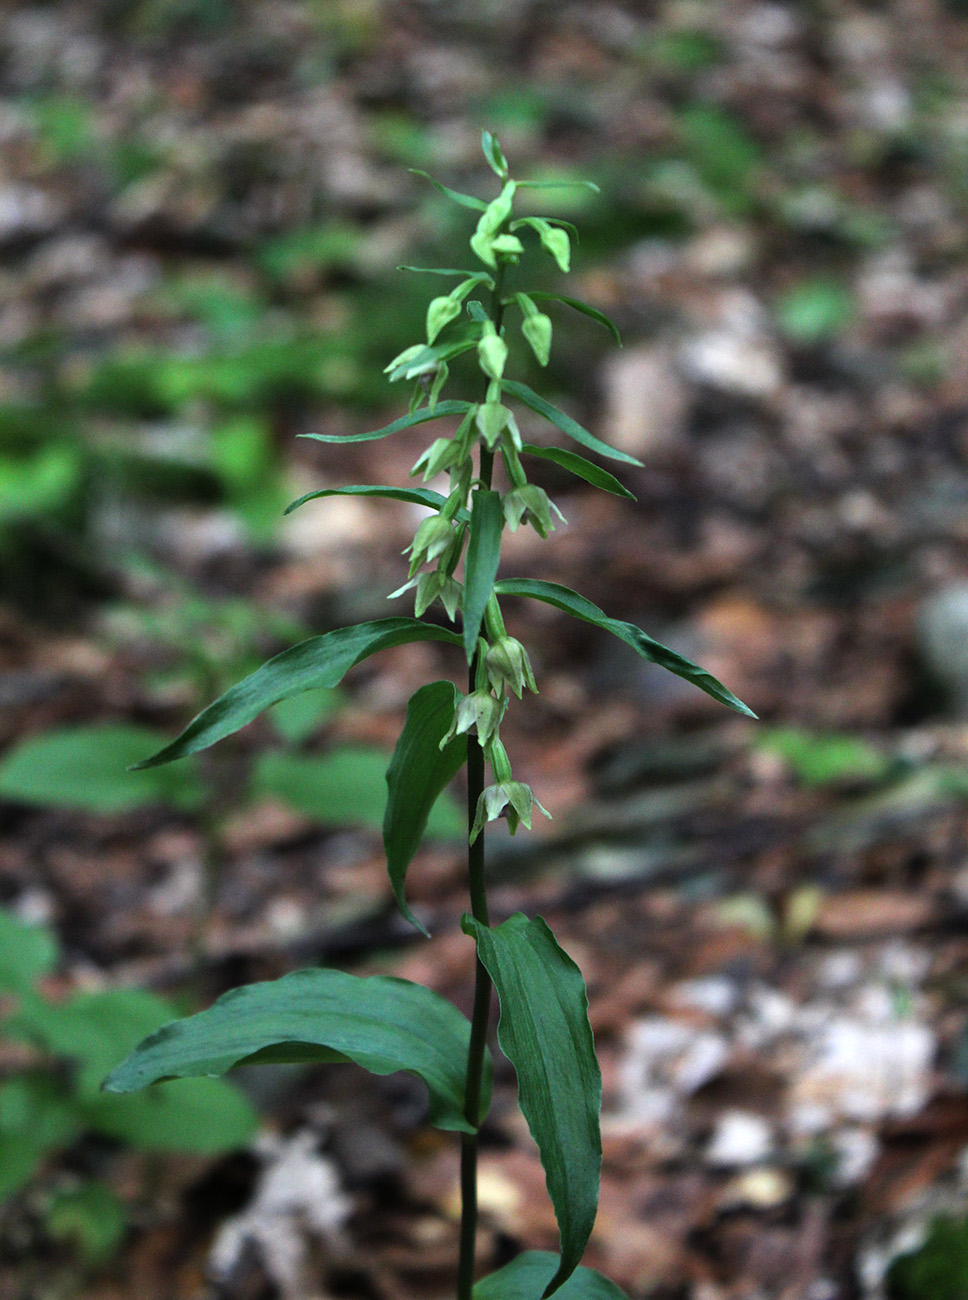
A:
406 514 460 576
503 485 565 539
410 437 463 481
470 780 551 842
439 690 504 750
485 636 537 698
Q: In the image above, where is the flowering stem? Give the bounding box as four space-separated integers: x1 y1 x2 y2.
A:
456 262 507 1300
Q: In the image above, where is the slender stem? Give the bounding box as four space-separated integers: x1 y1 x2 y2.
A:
456 261 507 1300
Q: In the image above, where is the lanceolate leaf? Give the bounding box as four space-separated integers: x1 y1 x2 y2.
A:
495 579 756 718
398 266 495 284
104 969 491 1135
475 1253 628 1300
501 381 642 468
385 682 468 935
464 914 601 1297
410 170 489 211
284 484 448 517
527 293 623 346
520 444 635 500
463 490 504 660
515 180 601 193
301 401 473 445
132 620 463 768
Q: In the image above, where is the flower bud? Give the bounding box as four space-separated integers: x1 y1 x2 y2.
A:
489 234 524 262
406 514 458 576
475 401 512 449
538 222 570 273
522 312 553 366
426 296 462 344
477 331 508 382
485 636 537 698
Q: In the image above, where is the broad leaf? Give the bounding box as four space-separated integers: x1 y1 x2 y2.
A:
495 579 756 719
463 490 504 660
301 401 473 445
285 484 447 517
464 914 601 1296
0 725 204 813
527 293 622 346
385 681 468 934
521 444 635 500
255 745 464 840
8 988 257 1156
0 909 58 996
0 1074 81 1200
46 1182 128 1264
475 1253 628 1300
82 1077 257 1154
410 169 488 211
501 381 642 468
131 619 464 768
104 968 491 1135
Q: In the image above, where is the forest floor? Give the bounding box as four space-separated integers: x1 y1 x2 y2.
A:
3 3 968 1298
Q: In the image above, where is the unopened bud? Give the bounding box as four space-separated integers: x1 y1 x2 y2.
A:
406 514 458 576
477 331 508 382
485 636 537 698
426 296 462 344
522 312 553 366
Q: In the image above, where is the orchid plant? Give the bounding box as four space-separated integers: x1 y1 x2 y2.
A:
105 133 754 1300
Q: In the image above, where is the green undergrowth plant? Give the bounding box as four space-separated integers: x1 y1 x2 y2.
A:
0 908 256 1263
104 133 754 1300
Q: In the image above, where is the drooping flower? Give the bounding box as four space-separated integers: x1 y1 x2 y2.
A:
485 635 538 698
470 780 551 842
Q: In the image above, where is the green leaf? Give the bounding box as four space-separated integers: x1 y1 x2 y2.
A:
267 689 340 743
131 619 464 768
501 381 643 468
520 444 635 500
756 727 889 787
516 180 601 193
46 1182 127 1265
776 278 854 344
253 748 388 827
475 1253 628 1300
8 988 257 1156
481 130 509 180
494 579 756 719
398 267 494 283
464 915 601 1296
82 1077 256 1154
0 909 58 995
410 169 488 211
527 294 623 346
385 682 468 935
0 1128 55 1201
0 1074 81 1199
301 401 473 445
464 490 505 660
285 484 448 516
104 969 491 1135
0 725 204 814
